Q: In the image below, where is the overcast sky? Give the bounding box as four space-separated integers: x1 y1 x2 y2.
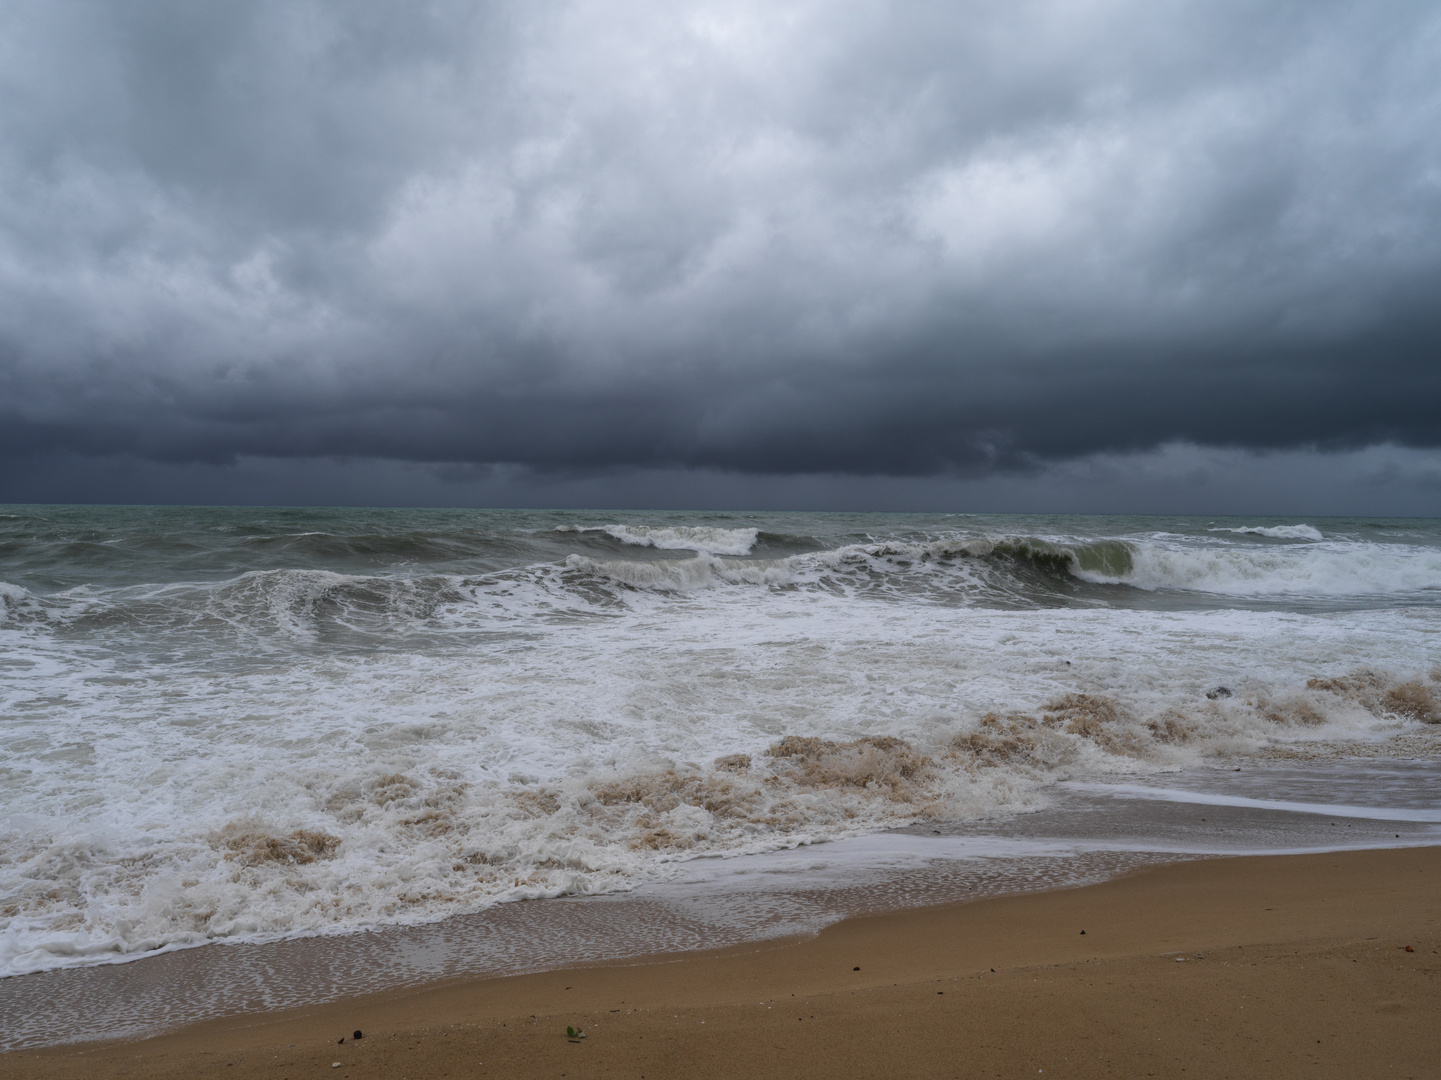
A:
2 0 1439 512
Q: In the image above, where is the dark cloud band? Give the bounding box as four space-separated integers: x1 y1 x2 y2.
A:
2 1 1440 501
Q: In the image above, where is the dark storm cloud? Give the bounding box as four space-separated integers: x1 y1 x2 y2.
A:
2 0 1441 498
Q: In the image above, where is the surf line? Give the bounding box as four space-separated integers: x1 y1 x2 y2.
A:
1063 782 1441 823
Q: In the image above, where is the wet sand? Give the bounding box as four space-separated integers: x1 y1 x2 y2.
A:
4 845 1437 1079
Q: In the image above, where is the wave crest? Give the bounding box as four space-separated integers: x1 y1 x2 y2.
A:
1080 540 1441 597
1210 524 1324 541
562 553 794 591
0 581 32 622
557 524 760 556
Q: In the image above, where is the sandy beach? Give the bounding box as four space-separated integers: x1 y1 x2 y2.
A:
3 845 1435 1080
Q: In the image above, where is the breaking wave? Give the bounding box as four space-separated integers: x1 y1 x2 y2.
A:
557 524 760 556
1210 524 1325 541
1079 540 1441 597
8 535 1441 649
560 533 1441 602
563 553 793 592
0 581 31 622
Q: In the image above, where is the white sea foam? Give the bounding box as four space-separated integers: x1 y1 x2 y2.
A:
4 511 1441 979
1209 524 1325 541
3 569 1438 976
1074 539 1441 597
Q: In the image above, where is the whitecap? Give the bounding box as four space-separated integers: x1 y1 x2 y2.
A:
1073 540 1441 597
1209 524 1324 541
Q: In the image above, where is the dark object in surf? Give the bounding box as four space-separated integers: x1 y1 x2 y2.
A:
353 1030 363 1040
1206 686 1233 700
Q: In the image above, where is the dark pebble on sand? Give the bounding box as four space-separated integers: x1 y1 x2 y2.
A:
353 1030 363 1040
853 966 860 971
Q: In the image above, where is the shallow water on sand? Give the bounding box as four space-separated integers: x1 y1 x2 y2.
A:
1 756 1435 1050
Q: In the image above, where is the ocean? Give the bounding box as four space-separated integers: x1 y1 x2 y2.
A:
2 506 1439 1044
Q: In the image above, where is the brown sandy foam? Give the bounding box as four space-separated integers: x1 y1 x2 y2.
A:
4 846 1437 1079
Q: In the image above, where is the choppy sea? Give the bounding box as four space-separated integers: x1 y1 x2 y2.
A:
1 507 1438 1046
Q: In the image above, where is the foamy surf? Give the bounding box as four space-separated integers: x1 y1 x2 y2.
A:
2 508 1440 978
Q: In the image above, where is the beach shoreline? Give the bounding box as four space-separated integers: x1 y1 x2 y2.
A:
5 844 1436 1079
7 507 1440 994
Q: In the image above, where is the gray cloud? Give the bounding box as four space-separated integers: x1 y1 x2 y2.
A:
6 444 1440 517
2 0 1441 506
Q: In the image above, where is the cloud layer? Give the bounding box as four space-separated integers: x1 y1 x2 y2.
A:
2 1 1440 505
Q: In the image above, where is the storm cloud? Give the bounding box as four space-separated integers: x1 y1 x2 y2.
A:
2 0 1440 507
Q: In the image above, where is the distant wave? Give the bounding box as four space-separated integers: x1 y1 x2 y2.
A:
8 534 1441 641
1209 524 1324 541
557 524 760 556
